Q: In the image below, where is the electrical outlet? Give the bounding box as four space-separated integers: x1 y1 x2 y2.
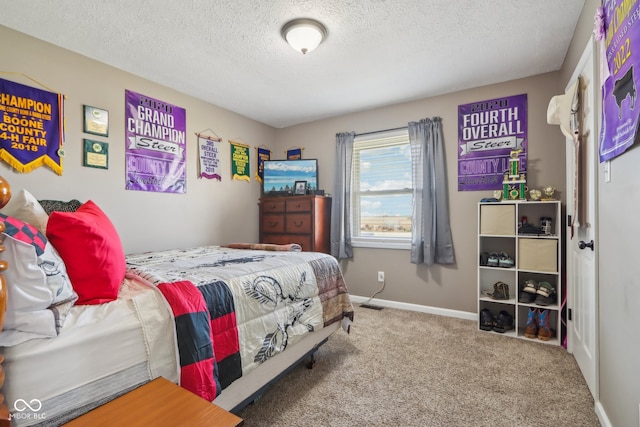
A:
377 271 385 282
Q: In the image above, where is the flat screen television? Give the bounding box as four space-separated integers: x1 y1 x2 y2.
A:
262 159 318 195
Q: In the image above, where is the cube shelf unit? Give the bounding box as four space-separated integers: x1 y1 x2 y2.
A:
477 200 562 345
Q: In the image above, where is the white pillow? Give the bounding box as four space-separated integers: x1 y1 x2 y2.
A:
0 189 49 234
0 214 77 346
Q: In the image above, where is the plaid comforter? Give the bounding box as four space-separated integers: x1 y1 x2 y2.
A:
125 246 353 400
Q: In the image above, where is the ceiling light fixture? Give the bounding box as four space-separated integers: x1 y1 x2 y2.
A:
281 18 327 55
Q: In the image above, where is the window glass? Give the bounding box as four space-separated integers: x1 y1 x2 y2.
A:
351 129 411 247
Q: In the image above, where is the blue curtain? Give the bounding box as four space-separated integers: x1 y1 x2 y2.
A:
408 118 455 265
330 132 355 260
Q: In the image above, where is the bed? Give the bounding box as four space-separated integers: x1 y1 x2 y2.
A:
0 181 354 426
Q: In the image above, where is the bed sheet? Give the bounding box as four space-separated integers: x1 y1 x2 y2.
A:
2 277 177 427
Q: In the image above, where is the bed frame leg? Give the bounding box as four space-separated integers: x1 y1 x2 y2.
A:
305 351 317 369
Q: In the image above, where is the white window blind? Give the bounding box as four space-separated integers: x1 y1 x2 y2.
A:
351 129 412 246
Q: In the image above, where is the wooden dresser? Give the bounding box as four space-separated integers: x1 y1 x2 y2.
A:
259 195 331 254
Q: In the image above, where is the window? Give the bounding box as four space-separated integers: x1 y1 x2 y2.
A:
351 129 412 249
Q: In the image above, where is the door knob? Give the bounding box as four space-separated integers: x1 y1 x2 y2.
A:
578 240 594 251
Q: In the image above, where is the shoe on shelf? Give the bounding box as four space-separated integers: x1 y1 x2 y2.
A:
524 307 538 338
535 293 555 306
479 308 494 331
522 279 538 294
483 281 509 300
536 282 556 298
537 309 554 341
480 252 489 266
498 252 514 268
493 311 514 333
518 291 535 303
487 252 499 267
535 282 556 306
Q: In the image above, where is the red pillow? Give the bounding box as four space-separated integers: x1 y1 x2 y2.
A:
46 200 125 305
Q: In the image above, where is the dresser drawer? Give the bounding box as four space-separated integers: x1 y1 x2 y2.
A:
286 214 312 233
286 198 312 212
262 214 285 233
262 200 286 213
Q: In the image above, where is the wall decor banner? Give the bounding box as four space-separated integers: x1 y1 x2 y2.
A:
230 140 250 182
286 147 302 160
125 90 187 193
598 0 640 162
0 78 64 174
198 135 222 180
457 94 528 191
255 146 270 183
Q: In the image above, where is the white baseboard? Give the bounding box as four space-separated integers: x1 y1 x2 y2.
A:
594 401 612 427
350 295 477 321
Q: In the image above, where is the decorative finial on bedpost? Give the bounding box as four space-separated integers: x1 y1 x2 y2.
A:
0 176 10 209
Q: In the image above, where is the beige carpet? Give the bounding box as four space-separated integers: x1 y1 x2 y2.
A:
237 305 600 427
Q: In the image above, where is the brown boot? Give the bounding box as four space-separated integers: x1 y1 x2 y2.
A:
524 307 538 338
537 309 553 341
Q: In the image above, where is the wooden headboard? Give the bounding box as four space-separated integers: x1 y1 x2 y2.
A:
0 175 11 426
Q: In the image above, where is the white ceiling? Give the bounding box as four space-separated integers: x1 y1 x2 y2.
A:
0 1 585 128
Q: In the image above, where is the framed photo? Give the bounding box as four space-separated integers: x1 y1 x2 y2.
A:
294 180 307 195
83 105 109 137
83 139 109 169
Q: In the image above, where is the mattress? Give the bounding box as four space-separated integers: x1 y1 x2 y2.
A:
2 277 177 427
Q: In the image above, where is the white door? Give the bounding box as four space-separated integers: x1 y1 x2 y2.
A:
565 37 598 399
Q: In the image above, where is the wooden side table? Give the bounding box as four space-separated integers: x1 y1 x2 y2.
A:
63 377 243 426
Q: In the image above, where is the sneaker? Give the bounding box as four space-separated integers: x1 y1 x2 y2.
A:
493 311 514 333
498 252 514 268
522 280 538 294
487 252 499 267
524 308 538 338
479 308 494 331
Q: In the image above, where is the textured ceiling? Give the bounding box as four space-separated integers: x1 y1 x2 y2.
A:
0 1 585 128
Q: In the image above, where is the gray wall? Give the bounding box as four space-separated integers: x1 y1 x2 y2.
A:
275 73 566 314
0 25 274 254
561 1 640 426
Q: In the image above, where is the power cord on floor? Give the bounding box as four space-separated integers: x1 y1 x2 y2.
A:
360 279 385 308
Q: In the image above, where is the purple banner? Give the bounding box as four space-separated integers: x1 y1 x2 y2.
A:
598 0 640 162
125 90 187 193
458 94 528 191
0 78 64 175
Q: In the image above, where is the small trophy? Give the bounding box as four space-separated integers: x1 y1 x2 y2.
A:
502 150 526 200
542 186 557 201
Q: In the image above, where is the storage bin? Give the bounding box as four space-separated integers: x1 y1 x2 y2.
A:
518 238 558 272
480 204 515 235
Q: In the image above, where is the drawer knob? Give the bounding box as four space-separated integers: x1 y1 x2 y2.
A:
293 220 304 227
268 221 279 227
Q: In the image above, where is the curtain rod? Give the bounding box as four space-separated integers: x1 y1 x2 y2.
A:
355 126 407 137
